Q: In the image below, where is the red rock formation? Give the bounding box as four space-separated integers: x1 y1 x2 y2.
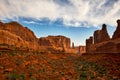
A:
94 38 120 53
94 30 100 44
117 43 120 52
39 37 52 46
72 42 74 49
79 46 86 54
0 21 39 51
0 21 73 53
94 24 110 44
86 19 120 53
112 19 120 39
0 30 29 51
68 46 86 54
39 35 71 52
0 22 3 25
86 36 93 53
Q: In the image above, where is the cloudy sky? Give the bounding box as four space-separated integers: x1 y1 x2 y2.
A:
0 0 120 45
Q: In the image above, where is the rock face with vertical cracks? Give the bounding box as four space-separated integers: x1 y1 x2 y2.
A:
86 19 120 53
86 36 93 53
0 21 74 53
94 24 110 44
0 21 39 51
39 35 71 53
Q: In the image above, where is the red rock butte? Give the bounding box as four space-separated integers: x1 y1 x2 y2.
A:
86 19 120 53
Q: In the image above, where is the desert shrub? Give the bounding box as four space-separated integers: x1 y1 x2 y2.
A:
15 59 23 66
6 73 18 80
52 69 56 73
19 72 25 80
38 68 46 73
75 60 109 80
0 43 8 46
59 71 65 76
28 72 32 77
28 73 35 80
30 76 35 80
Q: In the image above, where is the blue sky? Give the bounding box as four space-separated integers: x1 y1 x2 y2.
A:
0 0 119 46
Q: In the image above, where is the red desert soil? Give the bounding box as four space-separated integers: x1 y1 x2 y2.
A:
0 51 120 80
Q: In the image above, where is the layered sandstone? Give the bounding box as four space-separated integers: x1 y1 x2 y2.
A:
0 30 29 51
86 20 120 53
94 24 110 44
86 36 93 53
0 21 73 52
39 35 71 52
0 21 39 51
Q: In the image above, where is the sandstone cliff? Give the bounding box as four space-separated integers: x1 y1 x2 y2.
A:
86 36 93 53
0 30 29 51
94 24 110 44
39 35 71 53
0 21 39 51
0 21 73 53
86 19 120 53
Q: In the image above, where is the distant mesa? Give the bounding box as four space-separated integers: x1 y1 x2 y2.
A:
39 36 86 53
39 35 71 53
86 19 120 53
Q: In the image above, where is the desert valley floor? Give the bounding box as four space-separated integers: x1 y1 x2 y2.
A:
0 51 120 80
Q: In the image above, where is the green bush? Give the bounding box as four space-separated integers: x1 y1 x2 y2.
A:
30 76 35 80
19 72 25 80
6 73 18 80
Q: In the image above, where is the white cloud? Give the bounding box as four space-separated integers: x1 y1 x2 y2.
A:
0 0 120 27
23 20 38 24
